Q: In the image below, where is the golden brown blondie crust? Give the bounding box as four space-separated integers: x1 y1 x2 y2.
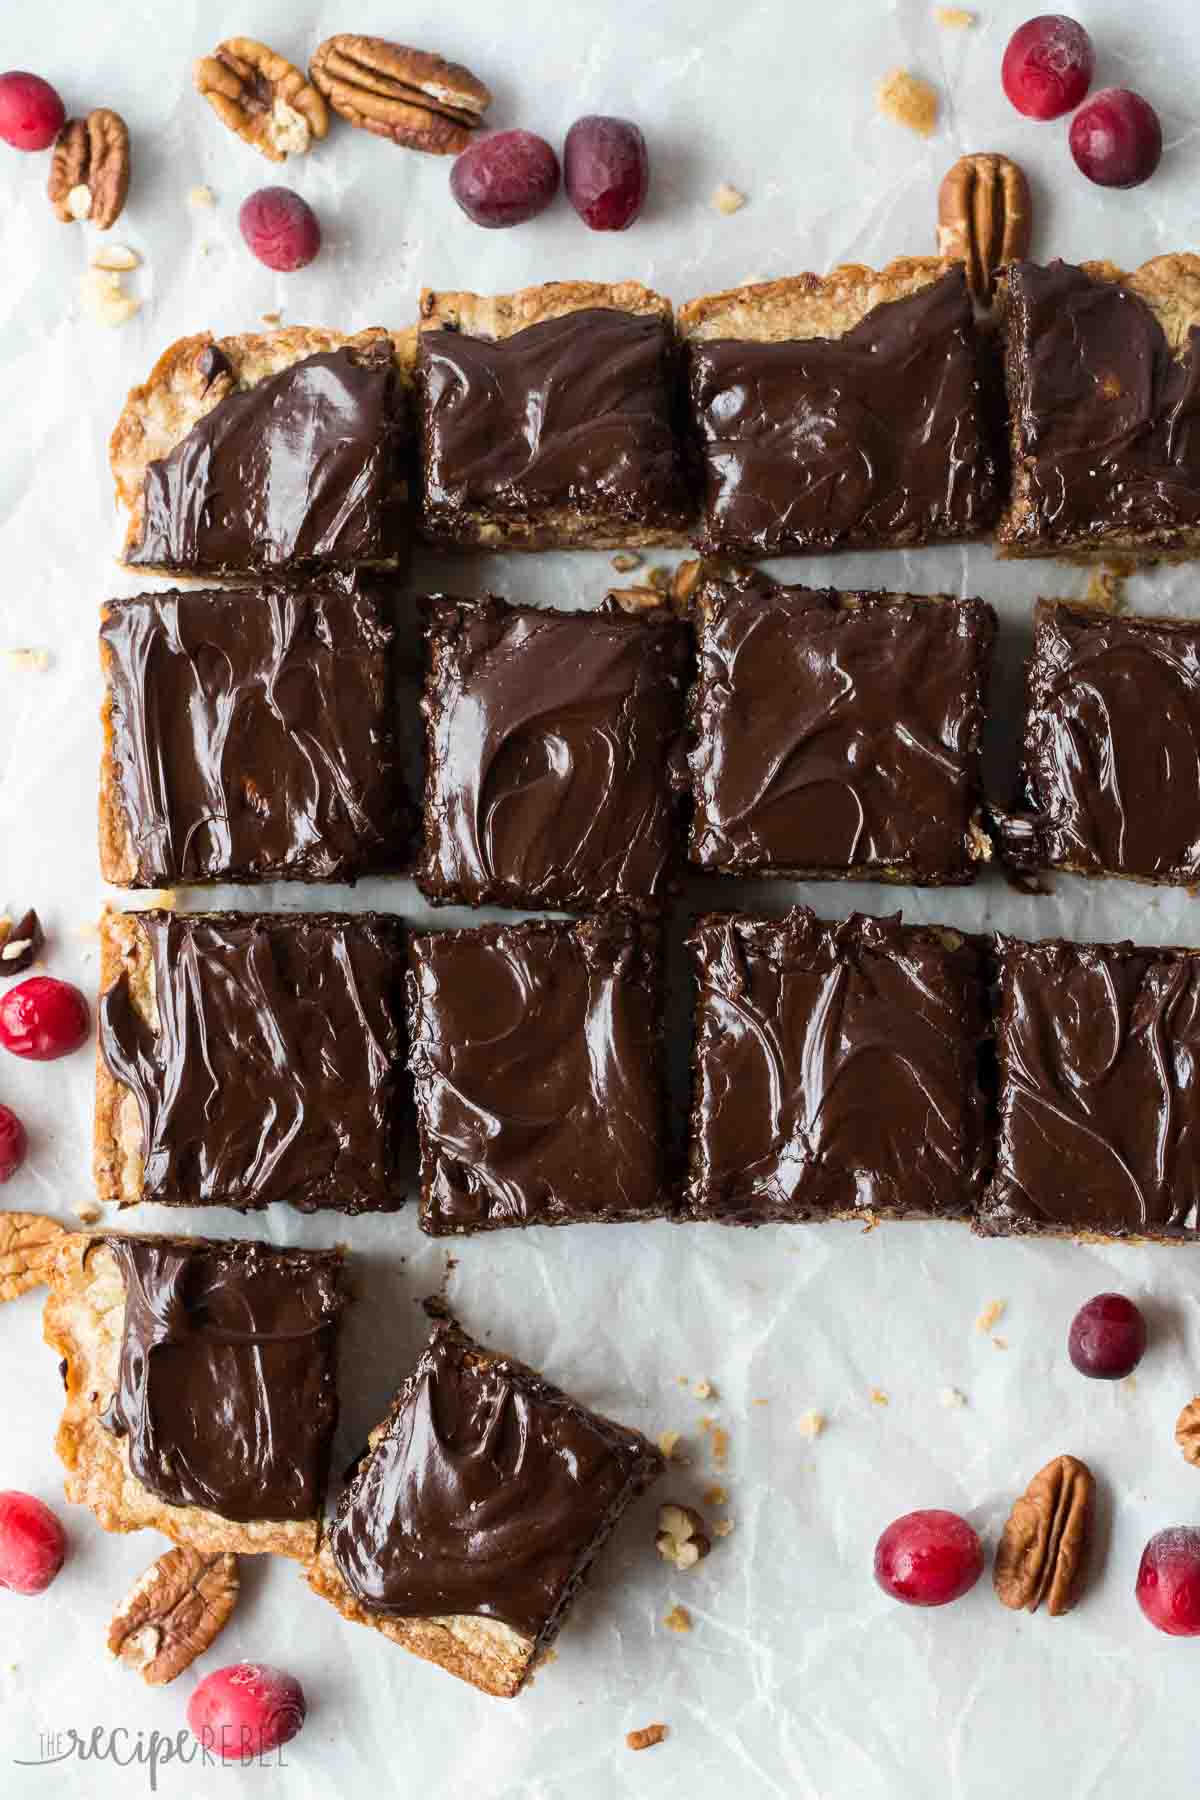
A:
676 255 953 342
93 909 153 1208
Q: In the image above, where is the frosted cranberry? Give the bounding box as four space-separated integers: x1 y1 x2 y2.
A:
0 72 66 152
238 187 321 272
0 1492 66 1594
874 1509 982 1607
1002 16 1093 120
1137 1529 1200 1636
0 1105 26 1183
0 976 88 1061
450 130 559 229
188 1664 307 1763
1068 1292 1146 1379
564 115 648 231
1069 89 1163 189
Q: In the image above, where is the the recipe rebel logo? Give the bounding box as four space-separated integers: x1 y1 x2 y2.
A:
15 1724 291 1790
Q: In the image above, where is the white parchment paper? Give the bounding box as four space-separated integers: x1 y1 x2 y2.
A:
3 1 1200 1793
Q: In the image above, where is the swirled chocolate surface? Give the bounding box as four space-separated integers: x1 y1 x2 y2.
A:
688 269 999 555
409 917 665 1233
689 574 995 882
102 578 405 886
686 909 988 1223
981 937 1200 1238
102 1234 344 1522
330 1318 663 1641
419 596 688 910
99 912 406 1213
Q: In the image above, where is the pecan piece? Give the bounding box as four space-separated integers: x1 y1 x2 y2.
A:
48 110 130 231
937 152 1032 304
108 1547 239 1685
0 909 42 976
655 1502 711 1572
0 1213 66 1304
194 38 328 163
309 35 491 155
1176 1397 1200 1465
994 1453 1094 1617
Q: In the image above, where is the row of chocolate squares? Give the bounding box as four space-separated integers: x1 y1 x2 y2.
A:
97 903 1200 1241
42 1230 662 1699
102 572 1189 900
110 256 1200 578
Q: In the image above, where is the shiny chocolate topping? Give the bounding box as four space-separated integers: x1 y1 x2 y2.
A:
99 912 405 1213
982 937 1200 1237
993 601 1200 881
688 269 999 555
419 597 688 910
410 917 665 1232
417 309 690 538
102 579 404 886
129 344 403 573
686 909 988 1223
1003 260 1200 549
689 576 995 881
102 1234 343 1522
330 1318 663 1641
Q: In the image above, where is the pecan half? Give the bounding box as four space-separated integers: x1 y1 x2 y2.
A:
194 38 328 163
108 1547 239 1685
1176 1398 1200 1465
655 1502 711 1572
309 35 491 155
0 909 42 977
937 152 1032 303
48 110 130 231
0 1213 66 1304
994 1453 1094 1616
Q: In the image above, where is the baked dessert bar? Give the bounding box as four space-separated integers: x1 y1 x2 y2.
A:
111 325 413 575
415 281 693 548
418 592 689 911
43 1232 344 1560
998 256 1200 559
680 257 1001 557
992 600 1200 885
409 916 667 1233
95 909 406 1213
307 1314 664 1696
100 577 408 888
979 935 1200 1240
688 571 996 884
686 909 990 1224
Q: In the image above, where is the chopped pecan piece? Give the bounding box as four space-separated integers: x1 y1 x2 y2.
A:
1175 1397 1200 1466
309 35 490 155
655 1502 711 1571
108 1547 239 1685
627 1723 669 1751
0 1213 66 1303
994 1453 1094 1616
194 38 328 162
938 152 1032 303
0 910 42 976
48 110 131 231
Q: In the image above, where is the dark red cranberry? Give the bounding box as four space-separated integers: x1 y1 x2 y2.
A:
1068 1293 1146 1380
0 976 89 1061
0 1492 66 1594
0 72 66 152
450 129 560 229
238 187 321 272
0 1104 26 1183
874 1509 983 1607
1137 1529 1200 1636
1069 89 1163 189
1001 15 1094 119
564 115 648 231
188 1665 307 1762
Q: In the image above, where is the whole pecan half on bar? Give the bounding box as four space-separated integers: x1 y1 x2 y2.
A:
937 152 1031 303
48 109 131 230
994 1453 1094 1616
108 1547 239 1685
309 34 491 155
194 38 329 162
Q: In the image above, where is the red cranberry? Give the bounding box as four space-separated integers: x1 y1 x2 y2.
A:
450 129 560 229
1001 16 1094 120
0 1105 26 1183
874 1509 983 1607
1067 1292 1146 1380
238 187 321 272
0 976 88 1062
0 72 66 152
0 1492 67 1595
1069 89 1163 189
187 1664 307 1763
1136 1529 1200 1636
564 115 649 231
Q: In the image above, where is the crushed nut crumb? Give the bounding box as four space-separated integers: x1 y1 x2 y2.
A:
1 649 51 673
712 182 746 215
752 1397 769 1407
976 1299 1006 1334
713 1519 734 1538
940 1387 967 1409
798 1409 826 1438
91 243 141 273
656 1430 688 1464
610 551 642 573
261 311 282 325
877 68 939 137
72 1200 102 1224
934 6 975 25
188 184 216 208
81 266 140 328
709 1425 729 1468
869 1388 889 1407
656 1503 711 1571
663 1604 692 1634
703 1484 727 1508
627 1723 668 1751
693 1379 715 1400
992 1336 1008 1351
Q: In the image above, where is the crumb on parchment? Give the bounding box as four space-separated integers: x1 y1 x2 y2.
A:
940 1387 967 1409
663 1605 692 1634
627 1723 668 1751
870 1388 889 1407
935 7 976 26
976 1299 1006 1335
799 1409 826 1438
713 183 746 215
877 68 939 137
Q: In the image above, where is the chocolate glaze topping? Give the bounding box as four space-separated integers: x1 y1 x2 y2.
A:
688 269 999 556
103 579 405 886
419 596 689 910
99 912 406 1213
689 575 995 881
417 309 691 538
981 937 1200 1238
129 343 404 573
330 1318 663 1641
686 909 989 1223
1003 260 1200 549
102 1234 343 1522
